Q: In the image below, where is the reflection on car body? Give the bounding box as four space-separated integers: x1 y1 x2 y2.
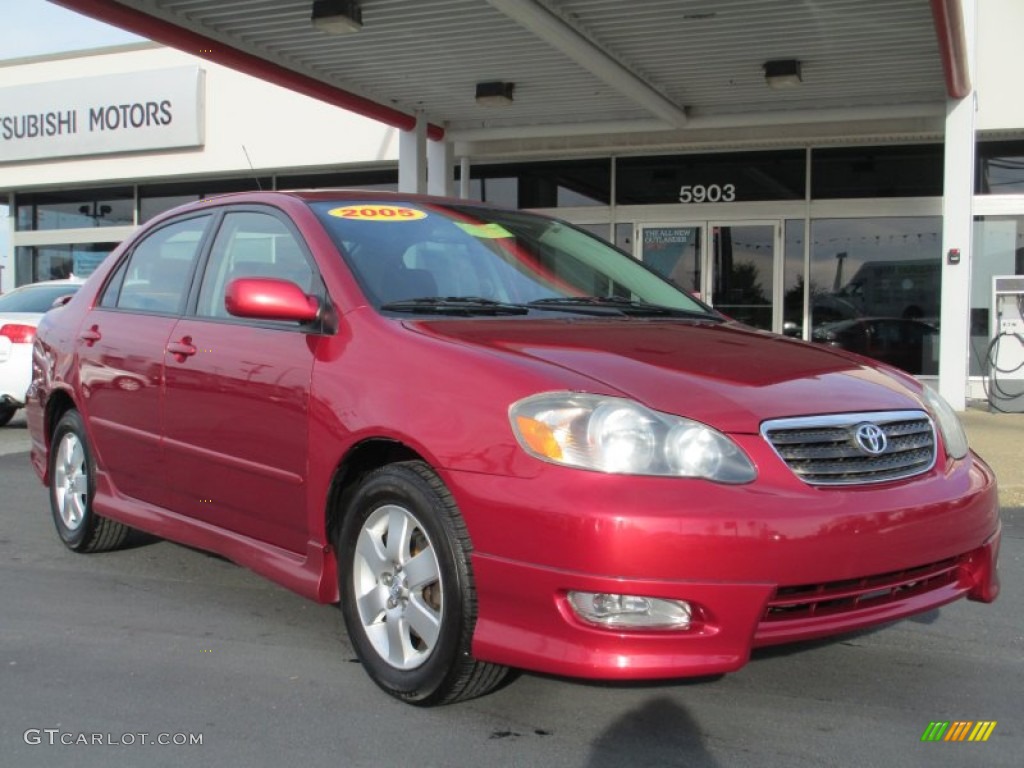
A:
26 191 1000 706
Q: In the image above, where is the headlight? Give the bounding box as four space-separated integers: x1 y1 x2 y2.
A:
510 392 757 483
922 386 970 459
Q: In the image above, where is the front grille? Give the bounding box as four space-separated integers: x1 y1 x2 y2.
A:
761 556 962 623
761 410 936 486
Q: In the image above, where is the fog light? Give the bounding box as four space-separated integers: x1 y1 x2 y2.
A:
567 591 692 630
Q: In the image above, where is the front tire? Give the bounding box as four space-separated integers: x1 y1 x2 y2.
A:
0 404 16 427
49 410 131 552
337 461 508 705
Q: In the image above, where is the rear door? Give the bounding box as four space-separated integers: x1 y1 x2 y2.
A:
161 208 324 553
77 214 211 506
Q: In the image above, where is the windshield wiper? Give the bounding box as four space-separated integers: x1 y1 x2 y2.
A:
527 296 719 319
380 297 529 316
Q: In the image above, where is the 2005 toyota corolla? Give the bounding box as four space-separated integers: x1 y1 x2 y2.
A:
27 191 1000 705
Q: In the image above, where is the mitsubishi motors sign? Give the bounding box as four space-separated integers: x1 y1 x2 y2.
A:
0 66 205 163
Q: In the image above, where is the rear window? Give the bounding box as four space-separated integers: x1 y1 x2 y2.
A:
0 284 80 313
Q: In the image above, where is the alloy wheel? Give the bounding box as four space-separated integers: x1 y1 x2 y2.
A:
352 504 443 670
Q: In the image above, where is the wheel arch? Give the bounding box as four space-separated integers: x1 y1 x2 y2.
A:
324 438 426 546
44 388 78 446
34 388 78 486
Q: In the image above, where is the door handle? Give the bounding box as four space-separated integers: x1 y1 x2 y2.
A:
80 325 101 346
167 337 197 361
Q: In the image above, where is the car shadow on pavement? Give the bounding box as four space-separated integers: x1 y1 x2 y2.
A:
586 695 721 768
520 668 725 695
117 528 163 550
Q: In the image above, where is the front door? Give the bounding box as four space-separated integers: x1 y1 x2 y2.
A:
638 221 781 332
161 208 322 554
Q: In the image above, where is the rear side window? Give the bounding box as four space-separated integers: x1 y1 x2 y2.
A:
196 211 315 319
102 215 210 314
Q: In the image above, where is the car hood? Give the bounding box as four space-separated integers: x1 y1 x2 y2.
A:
407 318 924 434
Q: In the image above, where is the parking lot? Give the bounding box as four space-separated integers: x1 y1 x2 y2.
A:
1 410 1021 768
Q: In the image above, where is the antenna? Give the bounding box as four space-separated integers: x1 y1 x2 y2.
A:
241 145 263 191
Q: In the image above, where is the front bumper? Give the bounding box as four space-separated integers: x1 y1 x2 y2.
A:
451 452 1000 680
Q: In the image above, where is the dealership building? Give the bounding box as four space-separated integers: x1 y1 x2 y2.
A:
3 0 1024 411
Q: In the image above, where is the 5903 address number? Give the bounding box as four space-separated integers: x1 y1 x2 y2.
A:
679 184 736 203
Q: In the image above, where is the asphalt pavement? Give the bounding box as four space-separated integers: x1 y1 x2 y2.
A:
1 409 1021 768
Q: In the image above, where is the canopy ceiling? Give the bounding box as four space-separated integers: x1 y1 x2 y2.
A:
52 0 968 156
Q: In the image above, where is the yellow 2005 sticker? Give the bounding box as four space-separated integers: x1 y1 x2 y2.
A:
328 205 427 221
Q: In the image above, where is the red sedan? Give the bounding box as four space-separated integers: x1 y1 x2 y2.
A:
26 191 1000 705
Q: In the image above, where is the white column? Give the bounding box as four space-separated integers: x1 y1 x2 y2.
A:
2 192 13 291
459 156 471 199
427 137 453 197
398 112 427 194
938 0 977 410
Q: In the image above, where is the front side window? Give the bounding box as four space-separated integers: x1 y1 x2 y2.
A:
196 211 315 319
105 215 210 314
311 201 710 316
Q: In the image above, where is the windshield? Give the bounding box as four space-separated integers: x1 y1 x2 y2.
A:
0 283 80 313
310 201 711 316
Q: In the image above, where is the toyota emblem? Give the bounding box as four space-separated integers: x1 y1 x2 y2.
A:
853 423 888 455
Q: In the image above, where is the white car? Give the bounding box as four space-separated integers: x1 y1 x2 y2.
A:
0 279 83 427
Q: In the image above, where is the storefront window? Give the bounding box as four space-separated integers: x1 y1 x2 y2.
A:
976 141 1024 194
0 203 8 293
576 224 611 243
811 145 943 199
807 217 942 375
616 150 805 204
139 178 272 222
14 243 118 286
15 188 134 231
615 223 632 254
275 169 398 193
458 159 611 208
971 216 1024 376
474 177 517 208
15 247 33 287
783 219 805 338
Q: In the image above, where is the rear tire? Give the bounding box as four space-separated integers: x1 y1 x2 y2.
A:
0 405 15 427
49 410 131 552
337 461 509 705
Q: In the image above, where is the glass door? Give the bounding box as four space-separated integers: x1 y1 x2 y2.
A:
638 221 781 332
709 222 778 331
638 224 704 298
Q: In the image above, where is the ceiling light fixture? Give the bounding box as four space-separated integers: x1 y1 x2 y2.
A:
763 59 802 89
311 0 363 34
475 81 515 106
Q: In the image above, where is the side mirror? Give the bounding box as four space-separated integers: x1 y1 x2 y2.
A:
224 278 320 323
51 294 76 309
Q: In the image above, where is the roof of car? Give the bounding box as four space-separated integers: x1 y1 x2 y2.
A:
167 188 513 216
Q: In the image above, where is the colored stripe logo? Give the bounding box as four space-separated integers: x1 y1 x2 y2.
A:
921 721 997 742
